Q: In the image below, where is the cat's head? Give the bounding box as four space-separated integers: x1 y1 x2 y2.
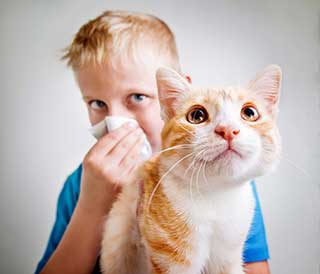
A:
156 65 281 183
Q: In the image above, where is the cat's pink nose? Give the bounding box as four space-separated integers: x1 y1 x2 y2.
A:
214 125 240 142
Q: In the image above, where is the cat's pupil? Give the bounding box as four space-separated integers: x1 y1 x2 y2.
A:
187 106 208 124
244 107 255 117
192 110 204 121
241 105 260 122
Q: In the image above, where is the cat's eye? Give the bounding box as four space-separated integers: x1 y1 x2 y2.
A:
241 104 260 122
186 106 208 124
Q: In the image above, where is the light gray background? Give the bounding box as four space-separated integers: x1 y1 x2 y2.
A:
1 1 319 273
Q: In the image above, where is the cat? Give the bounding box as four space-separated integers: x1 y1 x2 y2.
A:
100 65 282 274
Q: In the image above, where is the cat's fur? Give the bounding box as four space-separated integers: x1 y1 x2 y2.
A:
100 65 282 274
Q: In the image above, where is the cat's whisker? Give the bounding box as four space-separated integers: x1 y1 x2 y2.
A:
202 160 210 187
198 155 209 188
189 157 197 207
147 151 196 211
195 158 205 200
156 144 194 156
184 156 196 178
183 152 198 205
183 146 201 177
188 149 207 202
176 121 197 138
281 153 312 178
196 149 211 187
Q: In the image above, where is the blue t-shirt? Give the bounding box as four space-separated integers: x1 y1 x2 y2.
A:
35 164 269 274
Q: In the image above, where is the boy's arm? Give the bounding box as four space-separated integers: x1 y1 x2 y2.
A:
39 193 115 274
35 164 106 274
244 261 270 274
243 181 271 274
39 123 144 274
34 165 82 274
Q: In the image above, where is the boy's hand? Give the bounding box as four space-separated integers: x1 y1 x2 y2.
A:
78 122 145 215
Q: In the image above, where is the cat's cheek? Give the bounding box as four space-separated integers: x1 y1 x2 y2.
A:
258 131 281 174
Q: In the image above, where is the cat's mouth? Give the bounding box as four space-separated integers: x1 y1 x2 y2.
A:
198 145 243 164
213 148 242 162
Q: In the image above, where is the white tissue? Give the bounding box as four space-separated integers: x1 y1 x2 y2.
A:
89 116 152 160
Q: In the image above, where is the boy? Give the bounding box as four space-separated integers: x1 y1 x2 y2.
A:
35 10 270 274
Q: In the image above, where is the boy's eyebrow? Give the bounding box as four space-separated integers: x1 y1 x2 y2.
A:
83 96 93 101
129 88 156 94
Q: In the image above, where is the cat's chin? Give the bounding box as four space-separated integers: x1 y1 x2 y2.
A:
201 151 256 181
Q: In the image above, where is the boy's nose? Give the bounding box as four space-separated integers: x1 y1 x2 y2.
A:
108 106 135 119
214 125 240 142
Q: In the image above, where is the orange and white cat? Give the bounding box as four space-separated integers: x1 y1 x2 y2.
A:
100 65 282 274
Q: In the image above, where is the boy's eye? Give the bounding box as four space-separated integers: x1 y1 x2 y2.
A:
131 94 146 103
89 100 107 110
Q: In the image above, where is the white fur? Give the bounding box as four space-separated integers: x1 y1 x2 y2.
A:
100 65 281 274
100 182 151 274
151 154 255 274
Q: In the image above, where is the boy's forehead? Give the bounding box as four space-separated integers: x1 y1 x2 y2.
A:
75 58 160 96
77 54 160 76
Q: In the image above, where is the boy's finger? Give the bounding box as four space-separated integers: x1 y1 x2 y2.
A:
118 133 145 172
112 136 145 185
106 127 144 164
89 122 137 159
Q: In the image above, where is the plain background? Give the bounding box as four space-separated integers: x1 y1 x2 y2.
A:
0 0 319 273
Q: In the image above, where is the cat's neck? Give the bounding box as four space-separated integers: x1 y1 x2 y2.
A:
158 153 252 212
159 153 251 190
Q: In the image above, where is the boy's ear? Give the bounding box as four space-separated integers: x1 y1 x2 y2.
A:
248 64 282 118
184 75 192 84
156 67 191 121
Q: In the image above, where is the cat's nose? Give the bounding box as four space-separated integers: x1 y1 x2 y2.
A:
214 125 240 142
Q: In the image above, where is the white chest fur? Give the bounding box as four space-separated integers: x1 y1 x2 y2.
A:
163 178 255 274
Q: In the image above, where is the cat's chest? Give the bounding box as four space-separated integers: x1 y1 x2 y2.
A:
165 181 255 242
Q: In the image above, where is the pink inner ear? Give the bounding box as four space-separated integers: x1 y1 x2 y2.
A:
156 67 191 120
161 95 179 118
249 65 282 111
185 75 192 84
265 94 278 105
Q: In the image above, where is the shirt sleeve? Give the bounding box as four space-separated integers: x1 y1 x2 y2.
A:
34 164 82 274
243 181 270 263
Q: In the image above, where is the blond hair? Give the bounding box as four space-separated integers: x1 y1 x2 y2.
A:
62 10 180 71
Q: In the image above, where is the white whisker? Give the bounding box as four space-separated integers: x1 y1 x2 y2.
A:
281 153 312 178
176 120 197 138
156 144 194 156
147 151 196 211
184 148 204 177
189 158 196 207
187 149 207 202
202 158 210 186
184 155 196 177
195 159 204 200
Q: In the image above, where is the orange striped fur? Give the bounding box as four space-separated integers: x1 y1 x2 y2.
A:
139 157 192 269
100 65 282 274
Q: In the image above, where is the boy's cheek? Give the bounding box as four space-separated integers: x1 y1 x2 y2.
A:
87 108 107 126
146 117 164 152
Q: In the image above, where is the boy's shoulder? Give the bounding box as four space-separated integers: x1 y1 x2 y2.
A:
56 163 83 219
63 163 82 196
66 163 82 188
34 164 83 274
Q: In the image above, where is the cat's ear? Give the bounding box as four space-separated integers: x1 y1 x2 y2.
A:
248 65 282 118
156 67 191 120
